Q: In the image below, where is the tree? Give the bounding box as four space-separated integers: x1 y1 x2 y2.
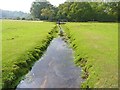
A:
30 0 118 22
57 2 72 20
57 2 94 22
90 2 118 21
16 17 20 20
56 2 118 22
69 2 94 21
30 0 52 20
41 8 55 21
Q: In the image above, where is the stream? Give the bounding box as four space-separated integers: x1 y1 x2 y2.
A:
17 27 82 88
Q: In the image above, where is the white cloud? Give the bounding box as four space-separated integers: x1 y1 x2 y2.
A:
0 0 66 13
0 0 34 13
48 0 66 6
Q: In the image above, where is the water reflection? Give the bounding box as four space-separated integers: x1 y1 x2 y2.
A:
17 37 82 88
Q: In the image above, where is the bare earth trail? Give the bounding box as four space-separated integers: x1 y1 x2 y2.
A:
17 34 82 88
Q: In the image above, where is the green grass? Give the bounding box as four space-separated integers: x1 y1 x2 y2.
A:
63 22 118 88
0 20 2 89
2 20 57 88
2 20 118 88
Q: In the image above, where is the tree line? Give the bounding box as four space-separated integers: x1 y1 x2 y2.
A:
30 0 119 22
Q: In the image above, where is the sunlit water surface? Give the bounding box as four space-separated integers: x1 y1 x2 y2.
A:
17 37 82 88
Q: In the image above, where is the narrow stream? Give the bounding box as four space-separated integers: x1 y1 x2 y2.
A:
17 31 82 88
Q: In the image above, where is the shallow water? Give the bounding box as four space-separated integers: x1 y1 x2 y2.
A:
17 37 82 88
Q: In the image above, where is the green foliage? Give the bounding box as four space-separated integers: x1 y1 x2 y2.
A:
63 22 118 88
30 1 118 22
57 2 73 20
57 2 118 22
41 8 55 21
30 0 56 20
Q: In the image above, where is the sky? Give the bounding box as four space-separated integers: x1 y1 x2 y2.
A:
0 0 66 13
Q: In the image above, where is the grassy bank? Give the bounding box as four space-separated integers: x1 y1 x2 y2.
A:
2 20 58 88
63 22 118 88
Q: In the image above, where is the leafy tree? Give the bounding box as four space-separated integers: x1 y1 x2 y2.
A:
69 2 94 21
30 0 52 20
56 2 118 22
30 0 118 22
41 8 55 21
90 2 118 21
57 2 72 20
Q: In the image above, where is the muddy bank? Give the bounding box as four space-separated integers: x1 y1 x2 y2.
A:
17 37 82 88
2 26 58 89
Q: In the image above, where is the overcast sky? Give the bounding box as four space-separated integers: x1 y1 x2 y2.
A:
0 0 66 13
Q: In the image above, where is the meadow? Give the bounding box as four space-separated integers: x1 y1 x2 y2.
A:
2 20 57 88
2 20 118 88
63 22 118 88
0 20 2 89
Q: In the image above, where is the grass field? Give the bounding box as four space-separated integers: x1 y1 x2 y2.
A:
63 22 118 88
0 20 2 89
2 20 57 88
2 20 118 88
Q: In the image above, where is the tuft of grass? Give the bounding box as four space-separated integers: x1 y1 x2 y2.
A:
63 22 118 88
2 20 58 88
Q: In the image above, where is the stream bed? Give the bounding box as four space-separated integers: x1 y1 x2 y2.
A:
17 37 82 88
